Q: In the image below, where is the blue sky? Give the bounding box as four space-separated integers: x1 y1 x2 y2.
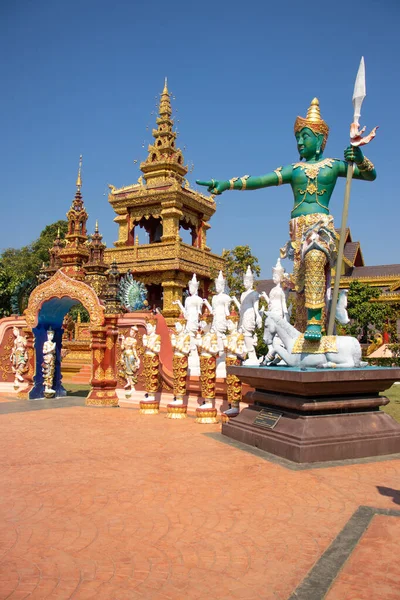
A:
1 0 399 278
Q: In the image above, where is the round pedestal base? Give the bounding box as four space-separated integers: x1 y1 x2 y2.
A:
222 406 240 423
195 407 218 424
167 404 187 419
44 391 55 399
140 400 160 414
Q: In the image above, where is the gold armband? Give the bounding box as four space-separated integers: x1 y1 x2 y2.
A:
240 175 250 190
274 166 283 186
229 177 239 190
356 156 374 172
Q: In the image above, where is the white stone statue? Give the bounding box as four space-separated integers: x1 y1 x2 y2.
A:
170 318 191 357
10 326 28 389
173 273 204 375
263 312 368 368
120 326 140 393
42 328 56 397
203 271 232 351
232 266 262 365
173 274 204 337
260 258 290 365
143 320 161 355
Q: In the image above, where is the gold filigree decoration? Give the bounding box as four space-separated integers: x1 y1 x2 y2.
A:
94 349 105 364
225 356 242 407
292 158 336 180
24 270 105 328
106 337 114 350
200 355 217 399
0 330 15 381
292 334 337 354
357 156 374 172
94 366 105 380
143 353 160 394
104 367 114 380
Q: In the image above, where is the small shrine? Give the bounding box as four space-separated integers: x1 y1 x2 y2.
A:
105 79 225 322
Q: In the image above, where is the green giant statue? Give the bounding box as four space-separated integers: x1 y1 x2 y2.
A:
197 98 376 341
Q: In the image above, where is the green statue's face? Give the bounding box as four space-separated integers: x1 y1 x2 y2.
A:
295 128 322 160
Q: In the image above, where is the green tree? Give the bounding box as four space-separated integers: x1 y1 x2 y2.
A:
222 245 261 297
342 280 397 343
0 220 68 317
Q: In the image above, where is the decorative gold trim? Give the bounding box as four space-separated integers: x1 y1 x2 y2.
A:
24 270 105 328
308 317 322 325
292 334 337 354
139 400 160 414
292 158 336 180
195 407 218 424
274 167 283 186
167 405 187 419
229 177 239 190
240 175 250 190
356 156 374 172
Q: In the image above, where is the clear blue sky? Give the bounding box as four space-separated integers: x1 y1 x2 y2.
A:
1 0 399 277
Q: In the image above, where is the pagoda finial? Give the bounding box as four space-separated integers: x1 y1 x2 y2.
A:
76 155 83 190
163 77 168 94
95 220 99 233
57 227 60 238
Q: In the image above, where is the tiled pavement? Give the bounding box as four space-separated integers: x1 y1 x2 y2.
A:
0 397 399 599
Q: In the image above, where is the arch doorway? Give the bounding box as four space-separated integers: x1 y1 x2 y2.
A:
22 270 119 406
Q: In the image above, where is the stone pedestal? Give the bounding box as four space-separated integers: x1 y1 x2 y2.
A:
167 404 187 419
195 407 218 424
139 399 160 414
223 366 400 463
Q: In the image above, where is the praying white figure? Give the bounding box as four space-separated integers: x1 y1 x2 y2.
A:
203 271 232 351
173 274 204 375
260 258 291 365
173 274 204 339
232 266 262 365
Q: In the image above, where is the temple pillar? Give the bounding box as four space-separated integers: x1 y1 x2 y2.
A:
114 215 130 247
161 201 183 243
201 221 211 250
161 276 186 322
16 328 35 399
86 323 118 407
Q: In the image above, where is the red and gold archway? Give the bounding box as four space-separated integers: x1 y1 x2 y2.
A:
22 270 118 406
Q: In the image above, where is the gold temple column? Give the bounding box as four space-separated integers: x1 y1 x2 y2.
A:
86 324 118 407
160 201 183 243
114 215 129 247
200 221 211 250
161 277 186 323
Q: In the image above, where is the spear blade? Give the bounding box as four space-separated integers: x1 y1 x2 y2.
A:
352 56 366 124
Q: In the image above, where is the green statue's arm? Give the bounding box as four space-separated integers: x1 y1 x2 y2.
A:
196 165 292 195
339 146 377 181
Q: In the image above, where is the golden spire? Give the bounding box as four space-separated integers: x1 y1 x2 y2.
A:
159 77 172 117
294 98 329 151
76 155 83 190
140 79 187 185
163 77 168 94
306 98 322 122
95 220 99 233
57 227 60 238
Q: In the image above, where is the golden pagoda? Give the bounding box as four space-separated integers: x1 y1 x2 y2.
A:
105 79 224 321
58 156 90 280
